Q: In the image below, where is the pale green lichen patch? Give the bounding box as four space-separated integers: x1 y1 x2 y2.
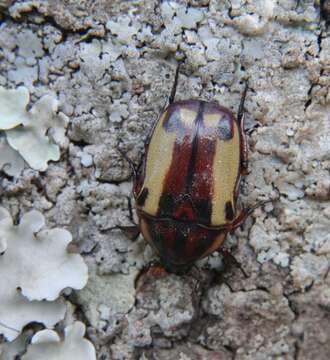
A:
0 135 25 177
0 86 29 129
0 86 68 171
0 208 88 341
21 322 96 360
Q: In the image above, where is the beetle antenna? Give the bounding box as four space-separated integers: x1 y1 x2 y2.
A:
168 62 181 104
237 79 249 125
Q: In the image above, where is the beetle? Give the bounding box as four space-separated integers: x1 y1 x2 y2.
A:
118 65 263 274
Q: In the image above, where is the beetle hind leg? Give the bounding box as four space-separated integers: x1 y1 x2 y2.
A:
220 248 248 278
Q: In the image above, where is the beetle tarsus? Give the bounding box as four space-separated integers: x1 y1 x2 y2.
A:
221 248 248 278
168 63 181 104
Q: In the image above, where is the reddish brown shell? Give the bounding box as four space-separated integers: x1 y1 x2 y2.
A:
133 99 246 271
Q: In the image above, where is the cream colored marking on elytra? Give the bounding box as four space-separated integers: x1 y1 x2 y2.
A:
140 107 198 215
179 108 197 128
211 121 240 225
202 112 223 127
139 112 176 215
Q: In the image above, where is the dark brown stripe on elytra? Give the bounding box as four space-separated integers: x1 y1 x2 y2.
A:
136 187 149 206
172 222 187 258
158 193 175 215
190 230 215 259
158 100 216 225
189 102 214 224
225 201 235 221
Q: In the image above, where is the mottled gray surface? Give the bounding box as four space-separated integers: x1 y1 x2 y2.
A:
0 0 330 359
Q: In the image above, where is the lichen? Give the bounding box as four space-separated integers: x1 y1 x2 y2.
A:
0 208 88 340
21 322 96 360
0 135 25 177
0 86 68 171
0 0 330 358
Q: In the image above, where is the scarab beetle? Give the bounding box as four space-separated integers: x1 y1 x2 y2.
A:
120 65 261 274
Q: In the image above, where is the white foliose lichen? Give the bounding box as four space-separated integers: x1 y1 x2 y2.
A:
0 135 25 177
0 86 30 129
229 0 275 35
0 207 88 341
106 16 140 45
21 322 96 360
160 1 204 34
0 86 68 171
290 253 329 290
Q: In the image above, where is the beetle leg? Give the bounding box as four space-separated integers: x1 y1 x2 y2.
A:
108 196 140 240
126 195 135 223
220 248 248 278
116 143 138 178
230 200 272 231
168 62 181 104
109 225 140 241
135 261 168 289
238 80 249 175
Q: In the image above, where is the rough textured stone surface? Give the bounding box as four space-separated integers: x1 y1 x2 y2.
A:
0 0 330 359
